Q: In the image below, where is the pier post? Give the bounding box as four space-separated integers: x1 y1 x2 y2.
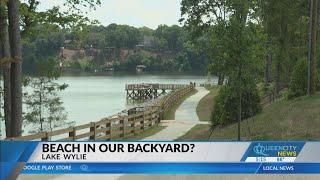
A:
106 120 111 140
69 127 76 140
89 122 96 140
119 116 125 138
41 132 49 141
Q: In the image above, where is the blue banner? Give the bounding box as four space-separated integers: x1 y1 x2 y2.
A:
1 141 319 180
20 163 320 174
1 141 39 180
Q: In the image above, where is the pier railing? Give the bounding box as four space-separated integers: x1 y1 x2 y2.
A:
156 84 195 116
7 84 195 141
125 83 188 90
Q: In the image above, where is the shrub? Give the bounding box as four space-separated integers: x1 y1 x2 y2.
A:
287 59 308 99
280 90 289 99
261 83 275 97
211 84 261 127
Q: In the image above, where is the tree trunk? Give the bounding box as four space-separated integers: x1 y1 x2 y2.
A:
218 74 224 85
39 90 43 132
276 14 289 94
8 0 22 137
264 40 272 86
311 0 318 94
237 65 242 141
264 54 272 86
308 0 318 95
0 3 12 138
275 54 281 94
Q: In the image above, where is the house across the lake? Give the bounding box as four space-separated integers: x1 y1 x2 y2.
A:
136 65 147 72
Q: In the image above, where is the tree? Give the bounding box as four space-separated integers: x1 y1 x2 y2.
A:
152 37 168 51
307 0 319 95
22 24 65 73
225 0 263 140
8 0 23 137
260 0 318 96
180 0 232 85
23 58 70 133
19 0 101 74
211 82 261 126
181 0 265 140
1 0 100 138
83 25 106 49
0 82 3 124
260 0 309 93
139 26 153 36
0 2 12 137
206 25 229 85
288 59 308 99
175 39 209 72
154 25 185 52
20 0 101 37
104 24 143 56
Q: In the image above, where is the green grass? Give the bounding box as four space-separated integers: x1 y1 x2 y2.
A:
176 124 211 140
196 86 220 121
180 92 320 141
124 125 166 140
163 89 198 120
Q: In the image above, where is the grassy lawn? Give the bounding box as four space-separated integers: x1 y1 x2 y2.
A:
163 89 198 120
211 92 320 140
179 92 320 141
196 86 220 121
124 125 166 140
176 124 211 140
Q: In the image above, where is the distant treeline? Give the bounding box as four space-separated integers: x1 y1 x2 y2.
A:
22 24 211 73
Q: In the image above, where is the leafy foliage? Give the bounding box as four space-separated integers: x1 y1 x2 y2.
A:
154 25 185 51
23 58 72 133
287 59 308 99
104 24 143 50
181 0 266 128
22 24 65 73
259 0 310 91
211 83 262 126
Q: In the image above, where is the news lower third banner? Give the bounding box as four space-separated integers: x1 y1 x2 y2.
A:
1 141 320 178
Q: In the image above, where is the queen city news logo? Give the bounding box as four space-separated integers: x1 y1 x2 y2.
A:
253 143 298 157
243 142 305 162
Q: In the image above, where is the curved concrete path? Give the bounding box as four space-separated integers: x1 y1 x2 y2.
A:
143 87 209 141
175 87 209 122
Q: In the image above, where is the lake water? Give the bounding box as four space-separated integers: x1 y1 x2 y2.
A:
0 73 215 138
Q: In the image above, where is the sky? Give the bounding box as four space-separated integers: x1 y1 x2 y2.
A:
37 0 182 29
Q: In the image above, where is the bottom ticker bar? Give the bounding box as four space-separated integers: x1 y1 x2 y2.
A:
19 163 320 174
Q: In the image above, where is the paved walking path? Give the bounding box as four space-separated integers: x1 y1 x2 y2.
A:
143 87 209 141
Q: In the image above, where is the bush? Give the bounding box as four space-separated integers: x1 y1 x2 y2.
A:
211 84 261 126
287 59 308 99
261 83 275 97
279 90 289 99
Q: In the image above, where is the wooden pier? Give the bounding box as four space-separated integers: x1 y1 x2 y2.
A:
125 83 189 100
